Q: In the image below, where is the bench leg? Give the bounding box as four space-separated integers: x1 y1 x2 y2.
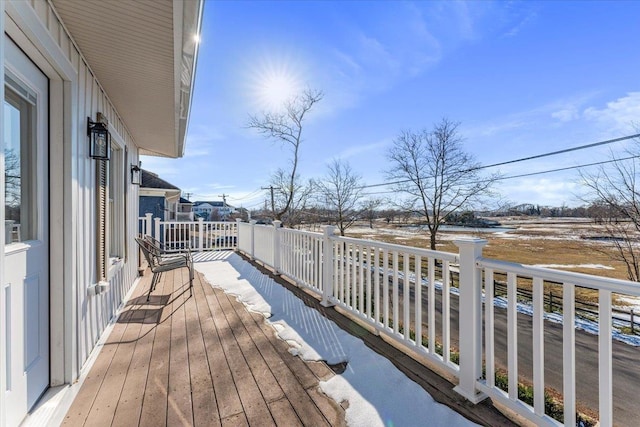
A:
147 272 159 302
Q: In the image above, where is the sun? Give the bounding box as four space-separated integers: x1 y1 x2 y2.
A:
248 53 305 112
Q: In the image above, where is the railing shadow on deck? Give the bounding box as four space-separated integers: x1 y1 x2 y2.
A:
108 282 193 345
198 251 349 366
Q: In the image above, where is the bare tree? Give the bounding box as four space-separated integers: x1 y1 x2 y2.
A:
248 88 323 222
386 118 497 250
4 148 21 206
316 159 364 236
581 148 640 281
361 198 382 229
269 168 314 227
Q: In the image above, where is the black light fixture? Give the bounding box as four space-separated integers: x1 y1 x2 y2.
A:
87 114 110 160
131 162 142 185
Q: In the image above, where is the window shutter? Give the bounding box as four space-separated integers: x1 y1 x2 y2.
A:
97 159 108 282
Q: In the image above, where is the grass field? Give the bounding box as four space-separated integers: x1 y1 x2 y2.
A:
343 217 637 305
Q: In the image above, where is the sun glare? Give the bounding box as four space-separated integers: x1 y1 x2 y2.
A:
248 54 305 112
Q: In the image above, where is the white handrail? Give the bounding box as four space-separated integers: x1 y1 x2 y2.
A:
140 219 238 252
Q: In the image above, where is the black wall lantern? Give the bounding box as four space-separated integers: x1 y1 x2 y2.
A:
88 114 111 160
131 162 142 185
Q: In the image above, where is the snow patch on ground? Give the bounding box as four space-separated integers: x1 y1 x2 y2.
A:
617 296 640 312
194 252 477 427
532 263 615 270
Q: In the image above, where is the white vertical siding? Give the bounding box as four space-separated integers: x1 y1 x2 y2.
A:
15 0 142 378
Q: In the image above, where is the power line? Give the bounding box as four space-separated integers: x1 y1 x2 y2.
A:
474 133 640 171
492 154 640 182
357 133 640 190
358 154 640 197
244 199 266 209
227 188 263 201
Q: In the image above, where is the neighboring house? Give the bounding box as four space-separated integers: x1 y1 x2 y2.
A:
0 1 203 425
177 197 195 221
139 169 193 222
192 201 236 221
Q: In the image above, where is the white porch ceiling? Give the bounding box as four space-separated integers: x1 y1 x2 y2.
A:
51 0 203 158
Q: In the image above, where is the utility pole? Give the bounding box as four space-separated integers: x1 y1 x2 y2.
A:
218 193 229 221
183 192 192 201
261 186 275 218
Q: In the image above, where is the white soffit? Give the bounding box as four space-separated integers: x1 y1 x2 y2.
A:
51 0 203 158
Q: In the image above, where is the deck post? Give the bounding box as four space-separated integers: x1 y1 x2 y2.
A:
198 218 204 252
154 217 161 242
145 212 153 236
273 220 282 275
321 225 336 307
249 220 257 260
235 218 242 252
454 238 488 403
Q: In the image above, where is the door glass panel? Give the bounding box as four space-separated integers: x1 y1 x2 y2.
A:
4 86 36 244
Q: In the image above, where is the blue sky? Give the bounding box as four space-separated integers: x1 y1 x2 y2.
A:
142 0 640 210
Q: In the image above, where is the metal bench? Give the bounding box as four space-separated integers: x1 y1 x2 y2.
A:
135 236 193 301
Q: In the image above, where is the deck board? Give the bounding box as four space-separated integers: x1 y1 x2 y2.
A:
111 271 169 426
185 273 219 427
138 269 174 427
62 274 149 426
63 255 344 426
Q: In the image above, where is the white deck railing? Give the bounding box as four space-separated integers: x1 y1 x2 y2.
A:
236 221 639 427
138 213 237 251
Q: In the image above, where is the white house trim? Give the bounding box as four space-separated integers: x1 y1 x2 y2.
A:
0 3 6 425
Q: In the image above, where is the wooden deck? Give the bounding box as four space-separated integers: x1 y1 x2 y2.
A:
62 262 345 427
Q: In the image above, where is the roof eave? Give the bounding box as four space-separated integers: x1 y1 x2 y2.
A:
174 0 204 158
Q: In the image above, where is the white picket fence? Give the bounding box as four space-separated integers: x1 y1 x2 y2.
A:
138 213 237 251
236 221 640 427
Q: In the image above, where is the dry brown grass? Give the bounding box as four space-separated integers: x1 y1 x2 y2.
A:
343 218 636 305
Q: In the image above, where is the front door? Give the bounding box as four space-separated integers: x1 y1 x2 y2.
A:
3 36 49 426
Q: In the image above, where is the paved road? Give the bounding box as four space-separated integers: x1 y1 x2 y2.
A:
401 286 640 426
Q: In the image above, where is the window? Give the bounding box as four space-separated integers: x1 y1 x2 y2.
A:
4 75 37 245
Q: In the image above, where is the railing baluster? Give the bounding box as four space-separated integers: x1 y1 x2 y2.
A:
298 233 302 280
532 276 544 416
415 255 422 347
309 236 313 287
339 241 344 303
599 289 613 427
359 245 365 314
393 251 399 334
366 246 372 319
374 247 380 324
485 268 495 388
563 282 576 426
507 272 518 400
352 244 358 309
403 253 410 341
428 257 435 354
383 249 389 329
293 233 297 277
442 260 450 363
346 243 352 308
316 237 321 288
335 240 341 301
303 235 308 284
